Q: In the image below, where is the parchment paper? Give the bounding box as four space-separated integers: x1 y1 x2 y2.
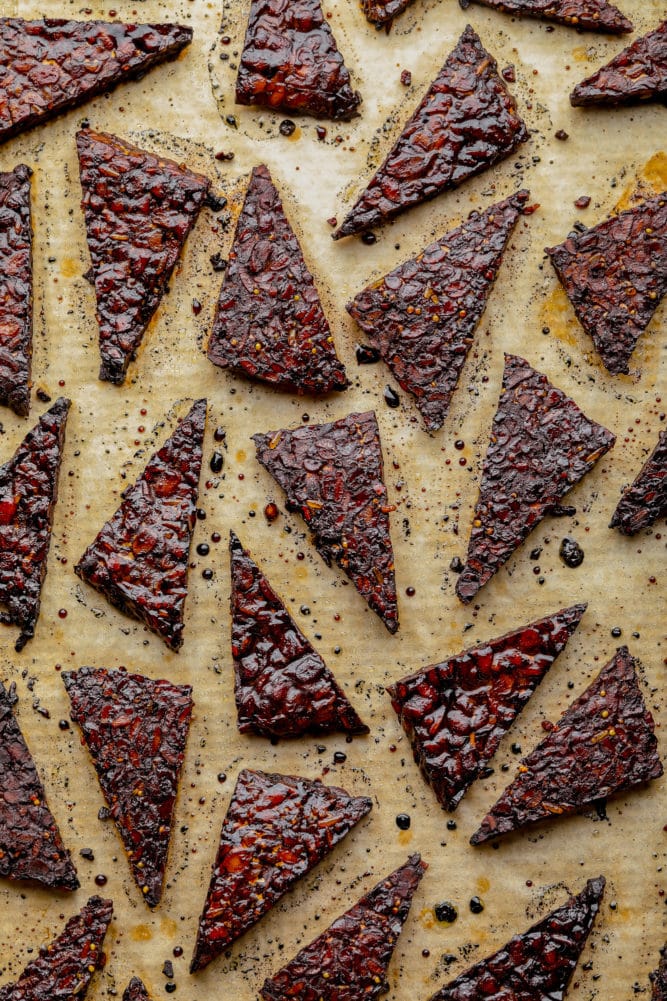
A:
0 0 665 998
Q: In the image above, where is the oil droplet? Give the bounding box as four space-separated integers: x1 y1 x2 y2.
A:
131 924 152 942
236 449 246 463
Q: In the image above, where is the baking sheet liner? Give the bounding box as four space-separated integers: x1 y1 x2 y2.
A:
0 0 665 997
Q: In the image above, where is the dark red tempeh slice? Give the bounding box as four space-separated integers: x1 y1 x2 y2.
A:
546 191 667 375
0 895 113 1001
387 603 586 811
347 190 530 431
471 0 632 34
253 411 398 633
571 20 666 106
361 0 416 27
235 0 360 121
651 946 667 1000
0 681 78 890
427 877 605 1001
471 647 662 845
77 129 211 386
0 18 192 145
610 430 666 535
0 165 32 417
260 854 427 1001
333 25 528 239
123 980 150 1001
230 530 368 738
208 165 348 395
62 667 193 908
75 399 206 652
456 354 615 605
0 397 70 651
190 768 372 972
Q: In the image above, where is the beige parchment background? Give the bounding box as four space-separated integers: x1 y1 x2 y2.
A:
0 0 665 997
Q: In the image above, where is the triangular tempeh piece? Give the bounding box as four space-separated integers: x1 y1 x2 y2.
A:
546 191 667 374
471 647 662 844
0 896 113 1001
471 0 632 34
0 164 32 417
334 25 528 239
75 399 206 651
208 165 348 395
387 604 586 811
190 768 372 972
63 666 193 907
236 0 360 120
0 681 78 890
571 20 666 106
0 18 192 145
253 411 399 633
347 190 530 430
456 354 615 604
427 877 605 1001
0 397 70 651
610 429 666 535
77 129 210 385
261 855 427 1001
230 530 368 738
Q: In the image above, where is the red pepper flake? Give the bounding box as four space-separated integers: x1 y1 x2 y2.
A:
571 20 666 106
610 429 667 535
348 191 530 431
261 856 427 1001
388 604 586 811
75 400 206 651
253 411 399 633
456 355 614 604
235 0 360 120
0 398 70 651
546 190 667 374
427 878 605 1000
63 667 193 908
470 0 631 32
501 64 516 82
230 531 368 738
190 769 372 971
207 165 348 395
574 195 591 209
333 26 528 239
0 19 192 145
0 165 32 416
0 895 113 1000
400 69 412 86
77 129 210 385
0 682 79 890
471 649 662 844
